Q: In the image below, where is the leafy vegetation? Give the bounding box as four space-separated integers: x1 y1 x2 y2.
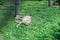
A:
0 1 60 40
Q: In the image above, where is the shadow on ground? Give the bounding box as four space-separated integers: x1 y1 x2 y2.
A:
0 5 15 32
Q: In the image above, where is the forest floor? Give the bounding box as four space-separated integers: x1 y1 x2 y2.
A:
0 1 60 40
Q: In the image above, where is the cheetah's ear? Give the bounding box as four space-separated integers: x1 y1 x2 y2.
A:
30 14 31 16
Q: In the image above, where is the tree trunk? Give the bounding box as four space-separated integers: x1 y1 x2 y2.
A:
57 0 60 6
53 0 60 6
15 0 21 19
48 0 52 7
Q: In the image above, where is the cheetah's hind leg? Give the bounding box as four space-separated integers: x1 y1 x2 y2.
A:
16 22 22 28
